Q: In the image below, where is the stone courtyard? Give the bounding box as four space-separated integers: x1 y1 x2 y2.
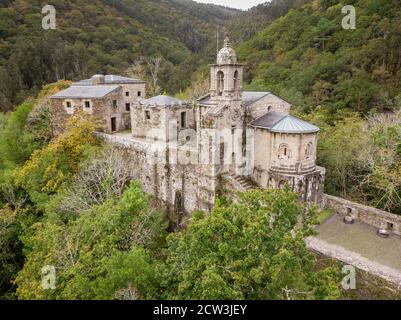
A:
307 214 401 286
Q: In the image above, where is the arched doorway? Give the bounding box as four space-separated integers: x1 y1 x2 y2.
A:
173 191 183 228
278 180 287 189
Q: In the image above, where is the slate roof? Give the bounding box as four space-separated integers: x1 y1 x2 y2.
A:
197 92 285 107
139 95 188 107
250 112 319 133
72 75 145 86
242 92 271 106
50 85 121 99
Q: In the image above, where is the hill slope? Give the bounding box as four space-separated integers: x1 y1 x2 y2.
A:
0 0 238 112
228 0 310 43
237 0 401 114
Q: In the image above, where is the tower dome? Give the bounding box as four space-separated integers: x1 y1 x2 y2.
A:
217 36 237 65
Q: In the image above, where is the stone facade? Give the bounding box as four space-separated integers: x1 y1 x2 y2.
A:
50 75 146 135
51 37 325 224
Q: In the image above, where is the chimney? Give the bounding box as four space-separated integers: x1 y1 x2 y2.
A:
92 74 105 85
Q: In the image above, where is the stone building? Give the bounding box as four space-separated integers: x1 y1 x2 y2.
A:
50 74 145 135
51 36 325 225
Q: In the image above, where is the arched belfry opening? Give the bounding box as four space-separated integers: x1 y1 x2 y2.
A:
217 71 224 96
210 34 244 102
234 70 239 90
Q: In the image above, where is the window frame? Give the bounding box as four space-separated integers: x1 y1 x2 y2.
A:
181 111 187 128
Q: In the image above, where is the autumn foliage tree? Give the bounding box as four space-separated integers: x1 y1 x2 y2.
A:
14 112 100 205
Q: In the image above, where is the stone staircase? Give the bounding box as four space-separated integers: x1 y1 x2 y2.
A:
226 173 255 192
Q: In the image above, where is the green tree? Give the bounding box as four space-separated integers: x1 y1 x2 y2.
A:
160 188 341 300
14 112 100 205
14 181 166 300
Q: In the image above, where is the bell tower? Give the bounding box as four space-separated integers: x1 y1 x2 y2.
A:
210 35 244 103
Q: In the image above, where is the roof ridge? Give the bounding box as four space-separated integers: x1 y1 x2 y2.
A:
272 113 290 127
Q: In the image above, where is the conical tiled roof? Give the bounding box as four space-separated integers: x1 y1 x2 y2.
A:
250 112 319 133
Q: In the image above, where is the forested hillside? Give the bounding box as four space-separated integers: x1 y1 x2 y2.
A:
0 0 238 112
228 0 310 42
238 0 401 115
1 0 401 301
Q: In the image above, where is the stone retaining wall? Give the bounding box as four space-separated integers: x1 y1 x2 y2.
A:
322 194 401 236
306 237 401 288
95 132 218 229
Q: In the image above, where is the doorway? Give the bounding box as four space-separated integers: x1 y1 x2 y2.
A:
111 117 117 132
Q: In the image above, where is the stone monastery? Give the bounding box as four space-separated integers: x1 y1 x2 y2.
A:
50 36 326 225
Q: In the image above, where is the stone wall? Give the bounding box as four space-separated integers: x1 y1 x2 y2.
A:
50 88 127 135
306 237 401 287
96 132 217 228
322 194 401 236
248 94 291 120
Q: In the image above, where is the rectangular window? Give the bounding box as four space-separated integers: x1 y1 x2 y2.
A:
66 101 72 108
181 112 186 128
85 101 90 108
145 110 151 120
112 100 117 108
125 103 130 112
126 91 130 97
138 91 142 97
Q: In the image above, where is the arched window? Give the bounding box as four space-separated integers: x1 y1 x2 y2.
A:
217 71 224 96
234 70 239 90
297 180 303 192
278 144 291 159
220 141 226 165
305 142 313 159
278 180 287 189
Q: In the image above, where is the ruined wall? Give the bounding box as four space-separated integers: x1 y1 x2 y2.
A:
322 194 401 236
96 133 217 228
51 88 124 135
131 105 196 143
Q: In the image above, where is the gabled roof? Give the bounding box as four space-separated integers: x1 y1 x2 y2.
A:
72 75 145 86
140 95 188 107
250 112 319 134
50 85 121 99
242 92 271 106
197 92 290 107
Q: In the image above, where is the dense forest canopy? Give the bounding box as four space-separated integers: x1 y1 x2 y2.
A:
0 0 238 112
1 0 401 301
238 0 401 115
